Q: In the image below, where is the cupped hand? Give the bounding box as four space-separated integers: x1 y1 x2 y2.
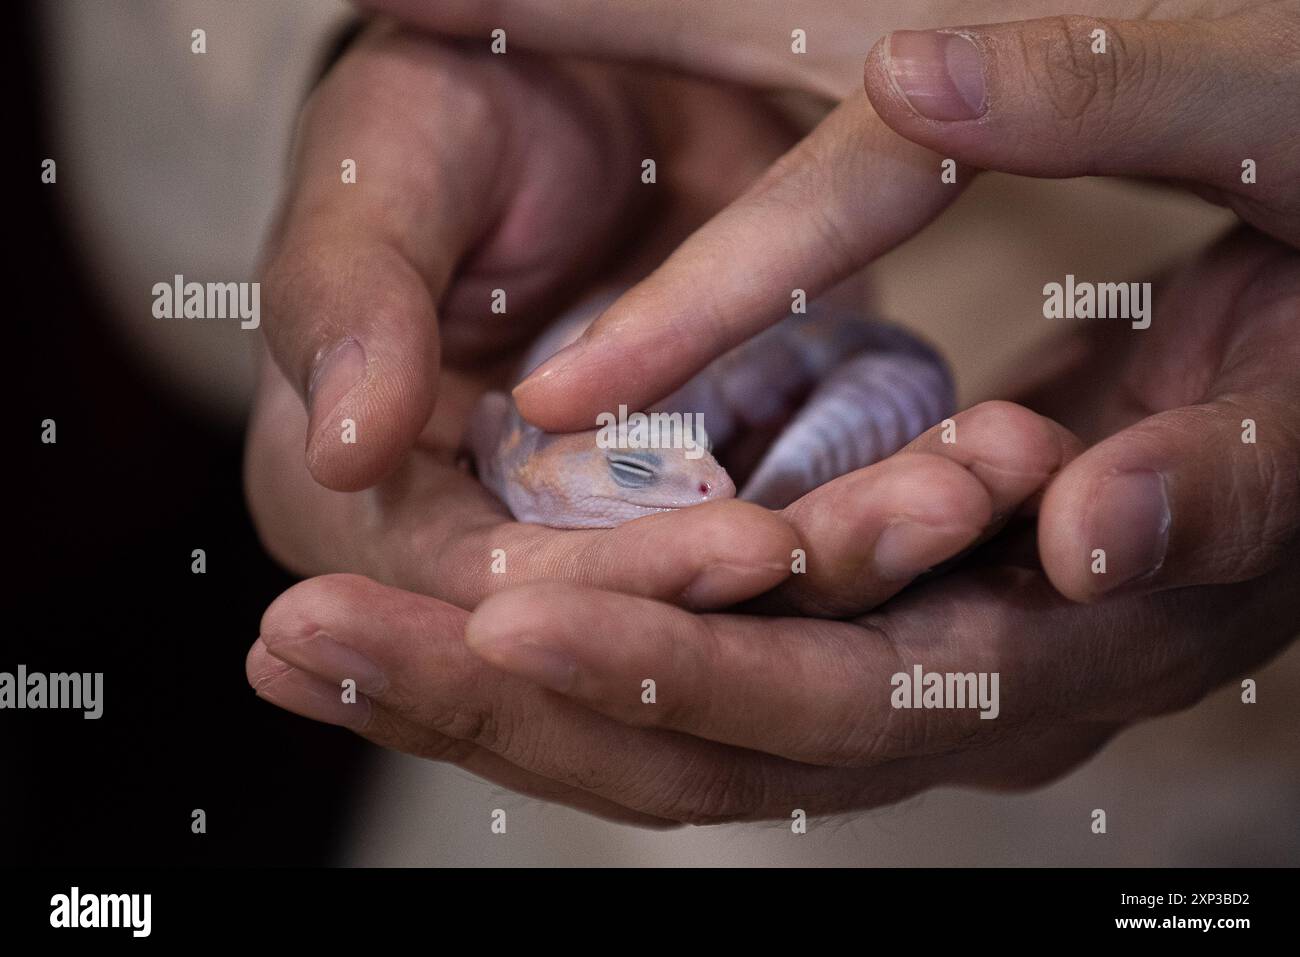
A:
248 229 1299 822
246 395 1081 823
247 22 820 610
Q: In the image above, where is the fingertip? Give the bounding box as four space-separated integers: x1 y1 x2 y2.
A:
1038 463 1115 603
862 29 956 133
264 238 441 491
259 573 377 643
466 582 570 649
304 342 438 491
960 402 1083 495
511 373 599 433
245 637 281 691
861 31 895 102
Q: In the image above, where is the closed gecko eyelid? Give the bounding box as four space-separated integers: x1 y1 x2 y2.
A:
607 452 662 488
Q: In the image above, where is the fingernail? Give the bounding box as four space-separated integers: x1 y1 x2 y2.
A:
884 30 987 121
260 631 387 696
248 641 371 730
873 519 979 582
1090 469 1170 593
513 339 583 398
683 560 788 609
307 337 367 425
468 635 577 694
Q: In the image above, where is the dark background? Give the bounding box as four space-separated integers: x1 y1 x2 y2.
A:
7 0 365 866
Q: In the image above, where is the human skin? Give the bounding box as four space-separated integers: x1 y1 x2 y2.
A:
356 0 1263 100
247 23 1055 614
245 11 1300 820
248 230 1299 823
391 1 1299 605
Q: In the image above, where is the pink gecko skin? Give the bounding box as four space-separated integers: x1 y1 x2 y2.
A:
468 291 955 529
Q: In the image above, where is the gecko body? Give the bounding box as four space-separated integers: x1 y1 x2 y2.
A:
469 291 954 528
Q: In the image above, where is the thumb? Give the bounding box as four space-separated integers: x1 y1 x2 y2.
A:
261 30 507 492
863 8 1300 244
1039 395 1300 602
1037 238 1300 601
513 94 964 432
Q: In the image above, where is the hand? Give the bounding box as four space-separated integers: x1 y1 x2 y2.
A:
246 393 1082 823
469 1 1295 438
247 229 1299 821
247 22 816 610
356 0 1259 99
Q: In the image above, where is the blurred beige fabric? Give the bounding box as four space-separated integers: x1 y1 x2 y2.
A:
47 0 1298 866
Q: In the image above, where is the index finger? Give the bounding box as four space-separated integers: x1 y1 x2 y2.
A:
510 93 966 431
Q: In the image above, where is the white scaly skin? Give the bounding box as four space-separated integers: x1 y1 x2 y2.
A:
468 291 954 529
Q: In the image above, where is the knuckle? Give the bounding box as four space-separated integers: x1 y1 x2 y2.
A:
1029 16 1139 132
1251 432 1300 551
961 400 1040 442
828 618 916 765
363 707 479 765
649 758 773 825
958 400 1067 479
258 240 356 379
425 701 514 756
259 574 371 639
1218 427 1300 580
650 627 716 728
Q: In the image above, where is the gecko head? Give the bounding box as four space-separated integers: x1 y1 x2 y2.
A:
514 430 735 529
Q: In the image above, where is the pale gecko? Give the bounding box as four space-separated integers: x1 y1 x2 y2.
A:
469 290 955 529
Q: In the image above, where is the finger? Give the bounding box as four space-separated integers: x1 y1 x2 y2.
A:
1038 241 1300 601
466 578 1005 768
760 401 1083 616
264 29 644 491
898 400 1086 514
467 548 1300 768
247 363 798 611
758 453 993 617
261 28 508 491
510 93 966 431
864 8 1300 244
409 496 801 612
251 574 935 823
1040 402 1297 601
245 640 674 828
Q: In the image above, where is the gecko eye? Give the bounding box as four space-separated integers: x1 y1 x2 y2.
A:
607 452 661 489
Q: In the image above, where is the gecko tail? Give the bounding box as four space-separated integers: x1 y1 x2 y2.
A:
739 350 955 509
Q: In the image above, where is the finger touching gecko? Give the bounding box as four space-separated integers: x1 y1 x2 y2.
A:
756 402 1083 617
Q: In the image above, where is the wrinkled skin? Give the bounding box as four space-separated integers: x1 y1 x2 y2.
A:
245 10 1300 826
250 230 1300 824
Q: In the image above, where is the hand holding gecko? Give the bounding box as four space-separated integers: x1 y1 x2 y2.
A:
429 1 1300 604
245 8 1300 824
247 23 1008 613
250 230 1300 823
